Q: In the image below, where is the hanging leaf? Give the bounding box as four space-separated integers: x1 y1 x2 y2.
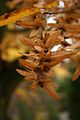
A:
43 80 61 100
72 67 80 81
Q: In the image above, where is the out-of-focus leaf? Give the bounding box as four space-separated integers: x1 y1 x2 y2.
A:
43 80 61 100
72 67 80 81
0 1 58 27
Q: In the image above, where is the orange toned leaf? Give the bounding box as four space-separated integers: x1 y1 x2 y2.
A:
64 23 80 34
44 79 58 88
45 31 61 49
17 35 35 49
43 81 60 100
16 21 36 28
24 71 37 81
19 58 36 70
16 69 28 76
34 46 43 52
72 67 80 81
16 69 37 81
27 80 39 90
48 51 77 67
65 41 80 50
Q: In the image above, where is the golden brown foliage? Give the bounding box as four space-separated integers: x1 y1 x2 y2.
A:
0 0 80 99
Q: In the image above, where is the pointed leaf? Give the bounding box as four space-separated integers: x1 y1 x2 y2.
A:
24 71 37 81
16 69 28 76
72 67 80 81
19 58 36 70
16 21 36 28
17 35 35 49
43 81 60 100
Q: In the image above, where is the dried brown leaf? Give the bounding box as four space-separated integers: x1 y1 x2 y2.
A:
72 67 80 81
43 81 61 100
45 30 61 49
17 35 35 49
16 69 28 76
19 58 37 70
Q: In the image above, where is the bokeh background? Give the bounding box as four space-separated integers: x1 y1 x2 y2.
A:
0 0 80 120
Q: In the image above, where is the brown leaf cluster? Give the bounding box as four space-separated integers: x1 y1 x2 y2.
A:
0 0 80 99
16 28 79 99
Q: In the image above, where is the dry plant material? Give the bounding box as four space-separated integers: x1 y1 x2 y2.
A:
0 1 58 27
0 0 80 99
71 52 80 80
16 30 79 100
72 67 80 81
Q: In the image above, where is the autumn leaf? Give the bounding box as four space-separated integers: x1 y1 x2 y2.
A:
45 30 61 49
0 7 39 27
16 69 29 76
43 80 61 100
0 1 58 27
19 58 38 70
72 67 80 81
7 0 80 100
17 35 35 49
